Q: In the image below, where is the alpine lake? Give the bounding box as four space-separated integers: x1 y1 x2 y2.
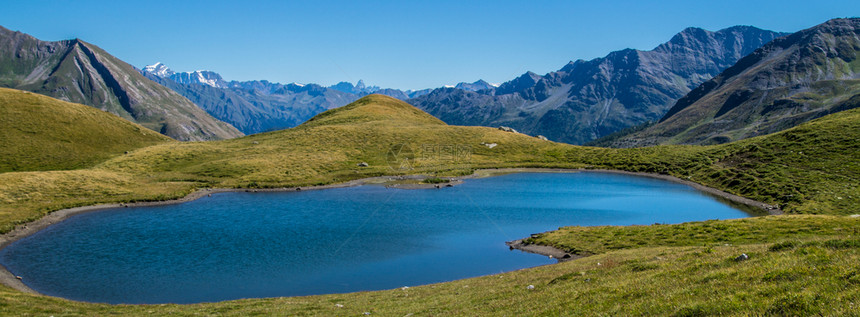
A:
0 172 759 304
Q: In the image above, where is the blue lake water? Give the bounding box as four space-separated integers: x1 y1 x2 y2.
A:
0 172 756 304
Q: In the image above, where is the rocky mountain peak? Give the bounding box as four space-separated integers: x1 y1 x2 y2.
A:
454 79 497 92
495 71 544 95
560 60 582 73
142 62 228 88
143 62 175 77
670 27 711 43
614 18 860 147
408 24 786 145
779 17 860 52
327 80 381 95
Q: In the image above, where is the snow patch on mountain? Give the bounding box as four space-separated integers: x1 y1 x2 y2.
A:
143 62 174 77
142 62 227 88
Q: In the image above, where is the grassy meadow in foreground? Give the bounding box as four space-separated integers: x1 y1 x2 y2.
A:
0 93 858 315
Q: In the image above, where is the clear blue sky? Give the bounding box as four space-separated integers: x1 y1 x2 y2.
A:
1 0 858 90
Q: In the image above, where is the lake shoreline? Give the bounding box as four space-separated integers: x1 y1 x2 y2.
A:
0 168 782 296
505 239 582 262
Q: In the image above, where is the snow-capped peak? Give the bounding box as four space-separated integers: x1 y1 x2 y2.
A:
143 62 227 88
193 71 224 88
143 62 174 77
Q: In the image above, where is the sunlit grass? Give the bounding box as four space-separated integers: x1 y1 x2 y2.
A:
0 94 858 315
0 88 172 173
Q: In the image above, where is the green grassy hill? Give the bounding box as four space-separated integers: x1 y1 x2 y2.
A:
96 94 566 188
0 94 858 315
0 88 173 173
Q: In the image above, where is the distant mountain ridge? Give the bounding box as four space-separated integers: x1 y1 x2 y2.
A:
455 79 499 92
137 24 784 141
144 63 230 88
0 26 242 141
407 25 789 144
141 62 493 134
609 18 860 147
141 66 355 135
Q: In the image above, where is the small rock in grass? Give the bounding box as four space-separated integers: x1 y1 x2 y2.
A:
526 285 535 290
735 253 749 261
357 162 369 167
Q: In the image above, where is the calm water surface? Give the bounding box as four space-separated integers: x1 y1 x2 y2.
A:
0 172 755 304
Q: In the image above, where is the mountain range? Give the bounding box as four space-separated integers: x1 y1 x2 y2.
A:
140 64 487 134
141 67 357 134
406 26 789 144
6 19 857 148
0 26 242 141
141 25 783 140
607 18 860 147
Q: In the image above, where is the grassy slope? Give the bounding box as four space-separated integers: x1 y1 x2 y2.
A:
0 88 173 173
0 94 858 315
